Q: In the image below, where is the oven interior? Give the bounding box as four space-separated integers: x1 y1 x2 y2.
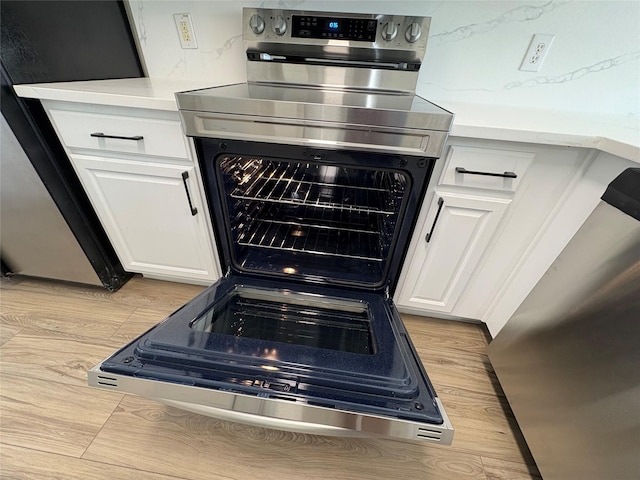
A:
216 155 410 288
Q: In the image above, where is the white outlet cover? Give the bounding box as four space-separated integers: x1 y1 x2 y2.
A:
173 13 197 49
520 34 555 72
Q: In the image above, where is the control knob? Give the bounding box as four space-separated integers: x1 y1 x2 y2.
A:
405 22 422 43
273 15 287 35
249 14 265 35
381 22 398 41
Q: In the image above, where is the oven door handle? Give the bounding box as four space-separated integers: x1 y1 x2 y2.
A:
156 398 364 437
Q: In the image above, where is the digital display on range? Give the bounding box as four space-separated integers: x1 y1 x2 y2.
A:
292 15 377 41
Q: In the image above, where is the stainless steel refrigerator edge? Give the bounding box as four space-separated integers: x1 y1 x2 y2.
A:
488 168 640 480
1 116 102 285
0 0 143 288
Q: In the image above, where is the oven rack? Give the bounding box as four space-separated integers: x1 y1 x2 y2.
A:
231 182 396 215
227 159 402 215
236 218 384 261
220 157 397 191
237 202 382 234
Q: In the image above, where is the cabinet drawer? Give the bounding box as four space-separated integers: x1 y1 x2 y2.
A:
48 108 189 159
440 145 534 192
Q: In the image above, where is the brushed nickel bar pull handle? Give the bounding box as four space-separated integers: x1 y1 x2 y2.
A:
90 132 144 141
181 171 198 216
425 197 444 243
455 167 517 179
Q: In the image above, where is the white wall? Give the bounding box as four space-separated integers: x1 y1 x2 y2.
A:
126 0 640 117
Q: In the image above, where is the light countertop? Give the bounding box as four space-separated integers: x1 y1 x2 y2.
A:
14 77 640 163
14 78 210 112
439 100 639 163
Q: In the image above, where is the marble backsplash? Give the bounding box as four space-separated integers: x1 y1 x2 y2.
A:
125 0 640 118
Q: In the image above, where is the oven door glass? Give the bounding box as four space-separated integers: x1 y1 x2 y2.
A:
94 273 447 432
190 285 375 355
198 139 433 291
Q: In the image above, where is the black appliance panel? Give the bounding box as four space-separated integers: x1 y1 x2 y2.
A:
1 0 142 83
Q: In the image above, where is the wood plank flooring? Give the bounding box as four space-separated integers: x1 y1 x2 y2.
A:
0 275 541 480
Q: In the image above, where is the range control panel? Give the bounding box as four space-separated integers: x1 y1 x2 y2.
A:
292 15 378 41
243 8 431 52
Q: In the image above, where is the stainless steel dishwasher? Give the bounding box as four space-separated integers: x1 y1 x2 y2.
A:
488 168 640 480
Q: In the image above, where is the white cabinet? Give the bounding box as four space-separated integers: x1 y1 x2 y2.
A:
71 155 216 282
396 191 510 313
395 138 592 332
42 100 221 285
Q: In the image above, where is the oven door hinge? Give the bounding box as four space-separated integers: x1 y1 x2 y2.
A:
384 285 391 301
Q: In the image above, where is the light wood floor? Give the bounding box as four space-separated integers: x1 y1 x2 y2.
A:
0 275 541 480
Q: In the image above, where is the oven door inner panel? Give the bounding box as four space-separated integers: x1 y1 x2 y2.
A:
97 274 444 425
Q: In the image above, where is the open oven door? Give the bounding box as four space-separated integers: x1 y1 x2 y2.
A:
89 272 453 444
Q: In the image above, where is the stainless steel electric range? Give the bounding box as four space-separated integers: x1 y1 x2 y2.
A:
89 8 455 444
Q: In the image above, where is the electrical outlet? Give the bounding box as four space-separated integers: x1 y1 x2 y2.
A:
174 13 197 49
519 34 555 72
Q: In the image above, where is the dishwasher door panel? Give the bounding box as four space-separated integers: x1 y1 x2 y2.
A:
488 193 640 480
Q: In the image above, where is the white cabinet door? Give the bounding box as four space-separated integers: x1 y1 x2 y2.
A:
396 191 510 313
71 154 218 283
